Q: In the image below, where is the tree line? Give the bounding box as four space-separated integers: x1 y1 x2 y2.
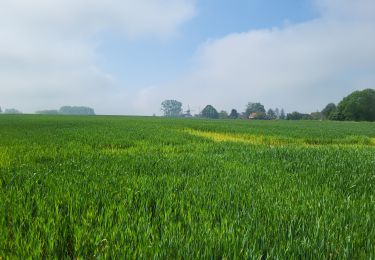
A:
0 106 95 115
0 107 22 114
161 88 375 122
321 89 375 121
37 106 95 115
161 100 286 120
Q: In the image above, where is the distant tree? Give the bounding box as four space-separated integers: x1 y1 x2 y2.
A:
335 89 375 122
0 106 2 113
287 112 312 120
161 100 183 117
219 110 229 119
329 111 345 121
267 109 277 120
310 111 323 120
4 108 22 114
59 106 95 115
321 103 337 120
280 109 286 120
229 109 239 119
201 105 219 119
245 102 266 118
274 108 280 119
302 113 312 120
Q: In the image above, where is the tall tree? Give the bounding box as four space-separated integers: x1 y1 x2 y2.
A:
245 102 266 117
219 110 228 119
274 108 280 119
201 105 219 119
267 109 276 120
335 89 375 121
229 109 239 119
0 106 2 113
161 100 183 117
321 103 337 120
280 109 286 120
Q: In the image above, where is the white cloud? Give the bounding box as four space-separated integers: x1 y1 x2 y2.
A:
0 0 196 38
0 0 195 113
315 0 375 19
144 0 375 114
1 0 375 115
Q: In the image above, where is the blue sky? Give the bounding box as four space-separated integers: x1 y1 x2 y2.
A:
0 0 374 115
97 0 317 90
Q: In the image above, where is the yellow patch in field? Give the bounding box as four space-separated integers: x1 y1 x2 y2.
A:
184 129 375 148
184 129 289 146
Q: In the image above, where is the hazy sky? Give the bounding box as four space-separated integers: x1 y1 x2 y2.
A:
0 0 374 115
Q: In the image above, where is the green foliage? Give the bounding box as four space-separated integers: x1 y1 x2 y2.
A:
310 111 322 120
201 105 219 119
321 103 337 120
245 102 265 117
161 100 183 117
280 108 286 120
267 109 276 120
219 110 228 119
229 109 239 119
287 112 312 120
274 108 280 118
329 111 345 121
0 115 375 258
3 108 22 114
335 89 375 122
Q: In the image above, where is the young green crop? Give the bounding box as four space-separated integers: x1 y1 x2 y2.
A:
0 115 374 258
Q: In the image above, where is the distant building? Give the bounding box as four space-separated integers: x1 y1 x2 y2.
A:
249 112 257 119
182 113 193 118
182 107 193 118
238 113 246 119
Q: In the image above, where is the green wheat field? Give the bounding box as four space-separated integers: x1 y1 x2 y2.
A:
0 115 374 258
